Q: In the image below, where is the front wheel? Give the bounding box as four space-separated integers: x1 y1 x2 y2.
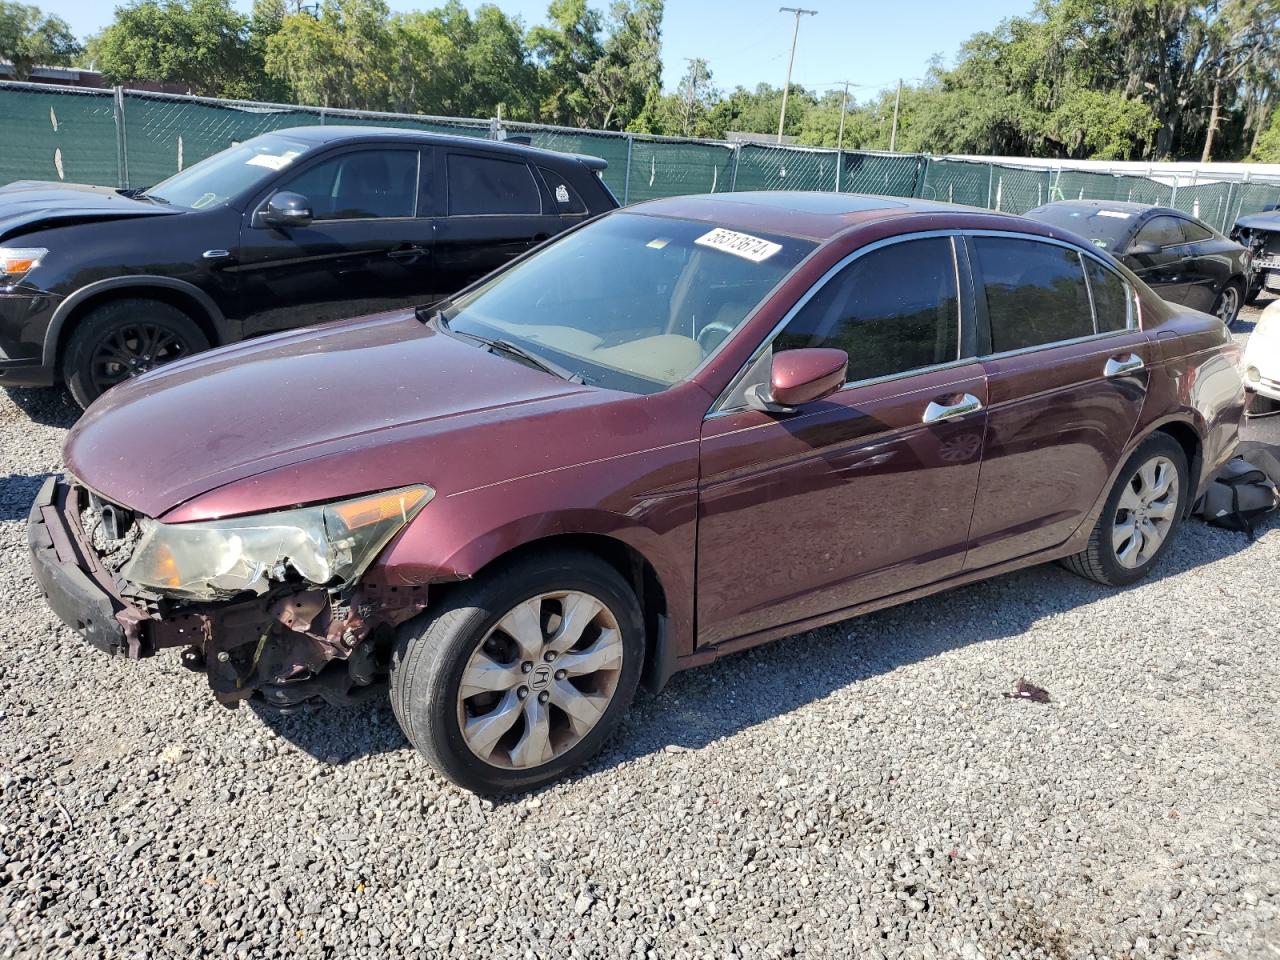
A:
390 551 645 793
62 298 210 408
1060 433 1188 586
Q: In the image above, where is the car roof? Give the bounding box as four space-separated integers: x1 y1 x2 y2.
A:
627 191 1035 242
264 125 607 170
1033 198 1194 221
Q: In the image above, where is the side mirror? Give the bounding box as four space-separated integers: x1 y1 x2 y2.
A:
1127 239 1161 256
746 347 848 414
261 191 313 229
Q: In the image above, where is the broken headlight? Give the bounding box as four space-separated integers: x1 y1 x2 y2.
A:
119 485 433 601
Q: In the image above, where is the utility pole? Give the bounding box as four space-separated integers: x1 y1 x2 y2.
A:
683 57 703 138
777 7 817 144
889 78 902 152
834 80 850 192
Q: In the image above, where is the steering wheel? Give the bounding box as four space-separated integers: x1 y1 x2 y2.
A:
697 320 737 354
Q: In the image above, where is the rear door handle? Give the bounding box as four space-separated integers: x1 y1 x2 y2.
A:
1104 353 1144 377
922 392 983 424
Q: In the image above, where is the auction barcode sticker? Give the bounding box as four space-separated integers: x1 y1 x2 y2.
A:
695 227 783 263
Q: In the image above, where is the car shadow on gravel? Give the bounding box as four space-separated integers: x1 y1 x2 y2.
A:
3 386 80 428
246 512 1277 796
0 471 55 521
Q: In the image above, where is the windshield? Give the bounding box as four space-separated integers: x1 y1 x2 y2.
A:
1027 204 1136 251
141 133 313 211
441 212 815 394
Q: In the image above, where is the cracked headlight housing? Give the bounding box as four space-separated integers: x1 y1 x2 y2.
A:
119 485 433 601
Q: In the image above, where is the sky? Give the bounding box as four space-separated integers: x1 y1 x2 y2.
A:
49 0 1036 101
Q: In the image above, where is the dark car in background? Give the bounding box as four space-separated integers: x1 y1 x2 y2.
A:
30 192 1243 792
0 127 616 406
1230 207 1280 302
1026 200 1250 325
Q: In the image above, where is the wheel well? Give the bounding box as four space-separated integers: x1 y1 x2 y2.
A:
1153 420 1202 510
54 286 220 370
439 533 670 678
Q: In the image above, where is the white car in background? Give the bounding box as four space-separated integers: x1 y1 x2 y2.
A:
1244 298 1280 407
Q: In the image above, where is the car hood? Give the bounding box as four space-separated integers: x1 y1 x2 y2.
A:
1234 210 1280 231
0 180 180 241
64 312 597 519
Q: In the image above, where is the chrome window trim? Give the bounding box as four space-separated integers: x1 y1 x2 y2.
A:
706 229 965 418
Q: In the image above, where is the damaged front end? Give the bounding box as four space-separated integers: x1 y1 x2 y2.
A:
28 476 432 710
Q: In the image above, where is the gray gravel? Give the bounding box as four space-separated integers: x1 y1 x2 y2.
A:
2 307 1279 960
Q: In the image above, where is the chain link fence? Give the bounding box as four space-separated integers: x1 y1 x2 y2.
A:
2 80 1280 234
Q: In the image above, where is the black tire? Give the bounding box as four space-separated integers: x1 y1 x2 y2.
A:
1213 279 1245 328
61 298 210 408
1060 432 1189 587
390 550 645 793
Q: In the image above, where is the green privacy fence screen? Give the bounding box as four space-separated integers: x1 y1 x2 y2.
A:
2 80 1279 234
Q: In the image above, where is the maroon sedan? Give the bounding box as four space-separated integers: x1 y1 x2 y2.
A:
28 192 1243 792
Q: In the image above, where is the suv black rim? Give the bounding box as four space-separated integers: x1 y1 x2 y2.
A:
90 324 189 393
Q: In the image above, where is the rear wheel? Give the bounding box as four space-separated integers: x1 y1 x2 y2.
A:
390 551 644 793
62 298 210 408
1061 433 1188 586
1213 280 1244 327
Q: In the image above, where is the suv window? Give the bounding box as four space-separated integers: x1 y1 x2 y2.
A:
448 154 542 216
1084 258 1131 333
1180 218 1214 243
774 237 960 383
278 149 418 221
1135 216 1186 250
539 166 587 215
972 237 1093 352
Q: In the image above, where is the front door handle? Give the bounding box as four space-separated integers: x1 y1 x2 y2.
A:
388 246 429 261
922 392 983 424
1104 353 1145 377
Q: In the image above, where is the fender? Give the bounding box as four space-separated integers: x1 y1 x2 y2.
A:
42 275 229 368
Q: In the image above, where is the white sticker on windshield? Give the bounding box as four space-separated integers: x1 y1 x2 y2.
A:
1096 210 1132 219
1092 238 1109 248
695 227 782 263
246 150 301 171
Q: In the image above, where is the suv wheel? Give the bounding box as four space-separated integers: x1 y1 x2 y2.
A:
62 298 210 408
1061 432 1188 586
390 551 644 793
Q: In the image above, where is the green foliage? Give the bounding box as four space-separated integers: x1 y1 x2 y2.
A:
0 1 80 80
1254 108 1280 161
94 0 260 98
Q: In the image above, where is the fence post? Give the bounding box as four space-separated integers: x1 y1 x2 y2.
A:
1169 174 1179 209
730 142 741 192
834 147 841 193
112 86 129 190
623 134 634 205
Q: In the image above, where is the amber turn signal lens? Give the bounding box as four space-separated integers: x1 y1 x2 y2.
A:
0 247 47 276
330 486 431 530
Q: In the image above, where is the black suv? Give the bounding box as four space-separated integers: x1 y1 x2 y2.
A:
0 127 617 406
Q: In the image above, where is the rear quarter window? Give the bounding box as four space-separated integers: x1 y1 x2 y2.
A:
538 167 588 215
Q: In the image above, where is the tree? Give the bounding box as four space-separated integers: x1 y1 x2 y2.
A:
528 0 603 125
0 1 80 80
265 0 395 111
94 0 253 97
583 0 662 130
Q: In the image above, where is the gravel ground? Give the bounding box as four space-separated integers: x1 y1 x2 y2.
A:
1 306 1279 960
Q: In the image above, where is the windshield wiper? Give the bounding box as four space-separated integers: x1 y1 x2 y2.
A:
485 338 585 384
418 306 585 383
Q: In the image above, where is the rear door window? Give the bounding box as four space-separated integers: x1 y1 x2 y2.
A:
972 237 1093 352
775 237 961 383
447 154 542 216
